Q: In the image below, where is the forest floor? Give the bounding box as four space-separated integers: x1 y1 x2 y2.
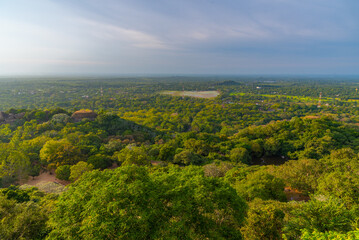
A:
22 171 70 186
19 171 68 194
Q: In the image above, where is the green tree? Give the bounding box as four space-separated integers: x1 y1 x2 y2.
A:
229 147 251 164
48 165 247 239
69 161 94 182
55 165 71 181
284 196 356 239
0 124 12 143
0 146 30 186
263 137 280 156
229 169 286 202
173 150 203 166
273 159 323 194
203 161 234 178
118 146 150 166
51 113 70 124
183 138 210 156
87 154 113 170
317 153 359 206
0 185 30 203
19 136 51 163
0 195 49 239
299 229 359 240
39 139 84 168
158 142 176 161
241 199 285 240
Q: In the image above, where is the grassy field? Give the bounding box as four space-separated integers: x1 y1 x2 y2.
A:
161 90 220 98
230 92 349 104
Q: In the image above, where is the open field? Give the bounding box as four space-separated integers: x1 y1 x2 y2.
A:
230 92 353 103
161 90 220 98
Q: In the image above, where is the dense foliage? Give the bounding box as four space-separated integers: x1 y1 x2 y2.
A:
48 165 247 239
1 76 359 239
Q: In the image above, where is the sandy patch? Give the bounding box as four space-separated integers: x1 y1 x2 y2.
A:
161 91 220 99
23 171 70 186
303 115 320 119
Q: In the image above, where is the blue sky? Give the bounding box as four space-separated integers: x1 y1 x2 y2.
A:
0 0 358 75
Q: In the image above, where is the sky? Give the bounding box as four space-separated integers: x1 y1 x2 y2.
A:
0 0 358 75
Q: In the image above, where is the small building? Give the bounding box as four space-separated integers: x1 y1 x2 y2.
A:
71 109 97 122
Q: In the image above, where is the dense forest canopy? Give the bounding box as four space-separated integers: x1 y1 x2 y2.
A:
1 76 359 239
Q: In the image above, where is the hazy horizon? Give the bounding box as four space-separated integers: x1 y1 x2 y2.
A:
1 0 359 75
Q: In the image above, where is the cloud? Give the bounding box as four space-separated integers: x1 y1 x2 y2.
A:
78 19 171 50
0 0 358 75
0 58 108 66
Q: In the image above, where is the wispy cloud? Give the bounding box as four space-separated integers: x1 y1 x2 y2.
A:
0 58 108 66
0 0 358 75
78 18 171 50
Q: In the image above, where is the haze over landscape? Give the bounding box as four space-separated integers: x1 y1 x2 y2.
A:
3 1 359 240
1 0 359 75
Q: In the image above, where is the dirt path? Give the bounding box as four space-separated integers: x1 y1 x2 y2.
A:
22 171 70 186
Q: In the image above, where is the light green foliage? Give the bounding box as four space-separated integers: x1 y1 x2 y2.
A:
10 120 38 145
0 192 49 239
229 147 251 164
329 148 357 160
158 141 177 161
317 172 359 207
249 139 263 157
272 148 359 205
19 136 51 162
51 113 70 124
264 137 281 156
241 199 285 240
118 146 151 166
224 165 260 185
39 139 84 168
272 158 323 193
69 161 94 182
238 171 286 202
203 161 234 177
48 165 247 239
0 124 12 143
234 116 359 160
0 145 30 186
226 167 286 202
2 78 359 238
284 196 356 239
55 165 71 181
76 132 103 155
317 153 359 206
299 229 359 240
183 138 210 156
102 139 124 154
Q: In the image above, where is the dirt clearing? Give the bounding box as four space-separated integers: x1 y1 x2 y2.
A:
161 91 220 99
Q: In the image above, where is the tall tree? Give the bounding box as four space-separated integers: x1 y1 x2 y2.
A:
48 165 247 239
